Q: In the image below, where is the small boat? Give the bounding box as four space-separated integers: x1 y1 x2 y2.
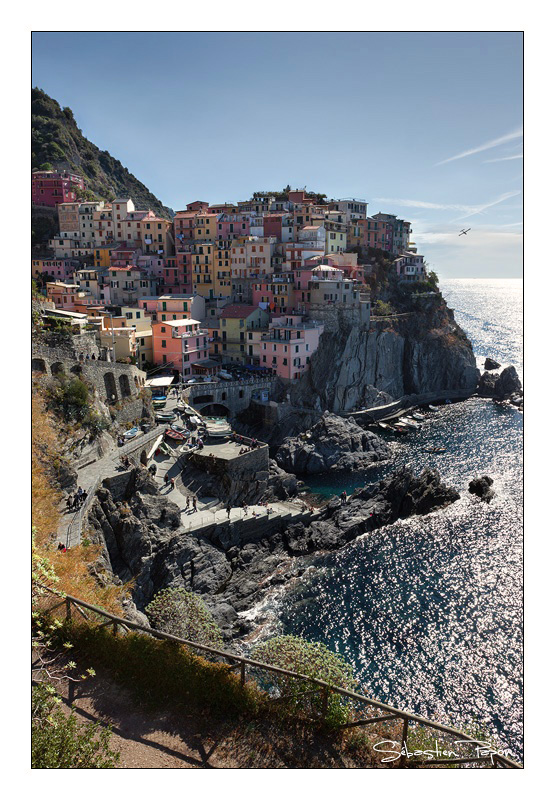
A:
393 423 409 434
399 417 420 430
412 412 426 421
123 426 140 440
378 422 394 431
428 404 439 412
156 411 177 423
153 399 166 408
165 428 187 441
424 446 447 454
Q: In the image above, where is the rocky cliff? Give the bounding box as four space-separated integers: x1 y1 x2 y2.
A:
291 296 479 414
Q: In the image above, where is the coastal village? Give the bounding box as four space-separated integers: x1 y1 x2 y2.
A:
32 173 427 382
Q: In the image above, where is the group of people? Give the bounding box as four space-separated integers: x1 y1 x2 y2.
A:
120 454 131 468
231 434 261 451
185 494 198 513
66 487 87 512
163 473 175 490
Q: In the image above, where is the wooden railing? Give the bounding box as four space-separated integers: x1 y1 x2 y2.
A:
39 586 522 769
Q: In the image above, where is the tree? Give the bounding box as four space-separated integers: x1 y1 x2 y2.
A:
39 162 54 171
251 635 355 725
145 588 224 648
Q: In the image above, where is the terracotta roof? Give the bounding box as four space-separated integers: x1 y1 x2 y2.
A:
220 304 260 319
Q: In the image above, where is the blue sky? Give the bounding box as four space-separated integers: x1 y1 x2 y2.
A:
32 32 522 277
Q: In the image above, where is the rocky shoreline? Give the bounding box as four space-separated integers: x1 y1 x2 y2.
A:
88 462 461 641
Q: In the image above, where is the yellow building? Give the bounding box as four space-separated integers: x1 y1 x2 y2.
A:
219 304 269 364
191 242 216 299
214 242 232 298
93 244 112 267
193 212 219 242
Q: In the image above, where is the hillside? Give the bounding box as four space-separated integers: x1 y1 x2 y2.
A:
32 88 173 219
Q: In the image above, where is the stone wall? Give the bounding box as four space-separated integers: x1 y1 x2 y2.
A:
185 378 278 417
32 341 147 405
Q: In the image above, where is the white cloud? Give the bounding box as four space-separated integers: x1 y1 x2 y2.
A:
483 154 523 163
373 191 521 222
435 127 523 166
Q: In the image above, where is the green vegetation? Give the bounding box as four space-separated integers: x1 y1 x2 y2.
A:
32 88 173 219
251 635 356 726
44 374 109 436
373 300 395 316
145 587 224 648
55 620 260 718
32 683 120 768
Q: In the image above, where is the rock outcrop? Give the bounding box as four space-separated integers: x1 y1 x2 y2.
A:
478 365 522 400
468 475 495 503
87 465 460 640
283 466 460 554
484 357 501 370
275 412 390 475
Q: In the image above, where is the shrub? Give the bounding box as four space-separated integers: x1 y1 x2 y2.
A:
251 635 355 726
373 300 395 316
32 684 120 768
145 587 224 648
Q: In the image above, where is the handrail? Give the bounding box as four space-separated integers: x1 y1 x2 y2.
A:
38 585 522 769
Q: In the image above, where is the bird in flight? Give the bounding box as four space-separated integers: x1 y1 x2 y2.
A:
459 228 471 236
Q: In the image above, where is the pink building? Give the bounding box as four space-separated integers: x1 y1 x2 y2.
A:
161 254 192 294
32 258 78 283
260 314 324 380
151 318 209 377
32 170 84 207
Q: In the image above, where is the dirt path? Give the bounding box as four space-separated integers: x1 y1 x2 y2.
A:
56 668 397 769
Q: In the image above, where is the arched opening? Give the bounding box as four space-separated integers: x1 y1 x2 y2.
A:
192 394 214 405
198 403 230 417
119 374 131 398
51 362 65 376
70 364 83 375
31 358 47 373
104 372 118 403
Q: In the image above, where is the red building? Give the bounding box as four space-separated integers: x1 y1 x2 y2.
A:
32 170 84 207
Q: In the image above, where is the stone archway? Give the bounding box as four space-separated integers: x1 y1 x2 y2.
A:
119 374 131 398
104 372 118 403
70 364 83 375
198 403 230 417
31 358 47 373
51 362 65 376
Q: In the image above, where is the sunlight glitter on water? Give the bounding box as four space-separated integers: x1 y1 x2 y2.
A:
269 279 523 758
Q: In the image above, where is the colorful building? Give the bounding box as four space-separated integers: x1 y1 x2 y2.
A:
260 314 324 380
151 318 209 376
32 170 84 207
218 304 269 364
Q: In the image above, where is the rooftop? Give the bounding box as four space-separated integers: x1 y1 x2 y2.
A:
220 304 260 319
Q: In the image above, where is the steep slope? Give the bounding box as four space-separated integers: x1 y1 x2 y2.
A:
32 88 173 219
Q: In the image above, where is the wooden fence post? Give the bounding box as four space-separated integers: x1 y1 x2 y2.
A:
399 717 409 768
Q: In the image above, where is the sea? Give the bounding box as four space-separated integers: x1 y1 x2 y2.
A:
257 278 524 758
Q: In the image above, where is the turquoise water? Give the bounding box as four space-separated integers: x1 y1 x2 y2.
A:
275 279 523 758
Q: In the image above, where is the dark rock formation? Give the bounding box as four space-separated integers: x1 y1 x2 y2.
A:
484 357 501 370
275 412 391 475
87 465 460 640
468 475 495 503
283 466 460 555
478 365 522 400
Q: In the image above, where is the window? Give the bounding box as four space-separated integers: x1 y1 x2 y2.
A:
161 340 167 348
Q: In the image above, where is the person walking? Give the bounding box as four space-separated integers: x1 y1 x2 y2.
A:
164 473 169 487
170 477 175 490
66 495 73 512
226 503 231 518
192 496 197 512
186 495 190 511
